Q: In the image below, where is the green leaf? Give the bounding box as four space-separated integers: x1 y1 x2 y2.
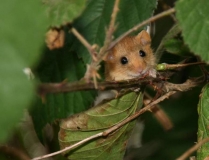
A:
59 91 143 160
71 0 157 63
32 0 157 137
197 83 209 159
155 24 181 62
0 1 47 142
0 2 47 66
43 0 86 27
164 39 190 56
176 0 209 61
164 39 183 54
31 50 96 139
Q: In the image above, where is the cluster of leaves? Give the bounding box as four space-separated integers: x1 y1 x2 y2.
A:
33 0 157 142
1 0 209 159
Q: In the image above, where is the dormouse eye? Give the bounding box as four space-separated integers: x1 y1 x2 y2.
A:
120 56 128 65
139 50 146 57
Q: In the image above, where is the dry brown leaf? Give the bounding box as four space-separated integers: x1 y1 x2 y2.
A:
45 29 65 50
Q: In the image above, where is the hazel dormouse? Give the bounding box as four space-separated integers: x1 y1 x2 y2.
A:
104 30 156 81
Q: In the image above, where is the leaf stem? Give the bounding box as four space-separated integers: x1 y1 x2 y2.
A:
156 62 206 70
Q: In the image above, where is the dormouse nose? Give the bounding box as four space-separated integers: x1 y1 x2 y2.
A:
133 61 146 73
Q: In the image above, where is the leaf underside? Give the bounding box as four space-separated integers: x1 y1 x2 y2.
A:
59 91 143 160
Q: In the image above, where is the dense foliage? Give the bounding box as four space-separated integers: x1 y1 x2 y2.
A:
1 0 209 160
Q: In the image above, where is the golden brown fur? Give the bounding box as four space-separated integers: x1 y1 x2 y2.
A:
104 30 156 81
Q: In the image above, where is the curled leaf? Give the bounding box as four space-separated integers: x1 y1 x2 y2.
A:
45 29 65 50
59 91 143 160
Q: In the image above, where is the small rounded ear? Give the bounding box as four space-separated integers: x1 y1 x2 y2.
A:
103 50 115 62
135 30 151 46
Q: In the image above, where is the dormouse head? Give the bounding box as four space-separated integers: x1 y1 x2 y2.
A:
104 30 156 81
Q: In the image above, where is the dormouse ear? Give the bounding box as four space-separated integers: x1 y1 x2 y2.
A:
103 50 115 62
135 30 151 46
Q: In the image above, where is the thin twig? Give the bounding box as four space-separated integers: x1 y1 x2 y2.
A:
32 132 103 160
176 137 209 160
84 0 121 82
97 0 120 61
156 62 206 70
109 8 176 50
163 78 203 92
71 27 97 61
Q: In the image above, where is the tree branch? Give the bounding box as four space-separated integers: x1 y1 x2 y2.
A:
162 78 203 92
38 77 158 95
38 75 204 96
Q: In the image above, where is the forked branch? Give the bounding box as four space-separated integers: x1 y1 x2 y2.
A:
38 74 204 96
84 0 121 84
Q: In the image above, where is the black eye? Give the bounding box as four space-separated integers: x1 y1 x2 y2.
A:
139 50 146 57
120 57 128 65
